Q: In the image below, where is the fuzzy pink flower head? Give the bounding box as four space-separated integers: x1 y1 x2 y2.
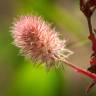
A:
11 15 73 65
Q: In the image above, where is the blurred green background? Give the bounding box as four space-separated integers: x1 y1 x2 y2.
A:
0 0 96 96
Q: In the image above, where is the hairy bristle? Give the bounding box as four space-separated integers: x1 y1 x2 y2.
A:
11 15 73 67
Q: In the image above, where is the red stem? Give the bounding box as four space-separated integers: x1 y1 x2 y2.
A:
86 80 96 93
59 59 96 80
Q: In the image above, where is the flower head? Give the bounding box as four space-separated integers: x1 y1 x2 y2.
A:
11 15 73 66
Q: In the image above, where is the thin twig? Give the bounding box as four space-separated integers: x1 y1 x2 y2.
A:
86 80 96 93
87 17 93 35
59 58 96 80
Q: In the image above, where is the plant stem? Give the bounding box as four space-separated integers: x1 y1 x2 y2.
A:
87 17 93 35
59 58 96 80
86 80 96 93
